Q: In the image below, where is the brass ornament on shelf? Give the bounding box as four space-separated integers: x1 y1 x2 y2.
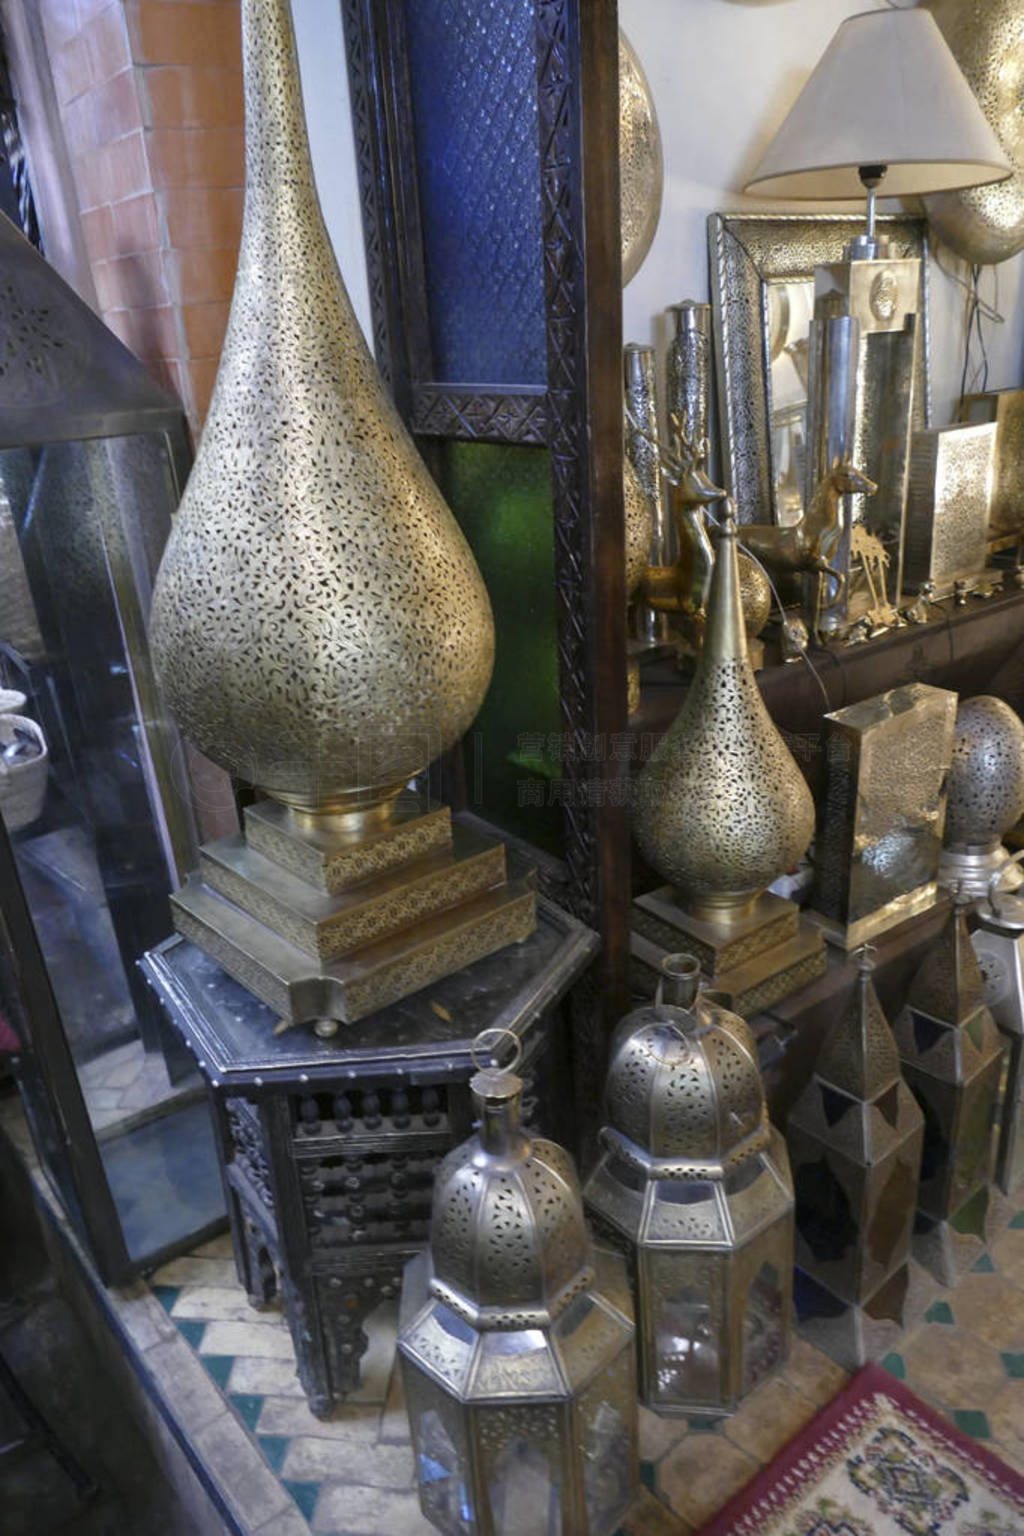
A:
399 1029 638 1536
619 30 663 288
150 0 494 819
635 509 815 912
148 0 533 1033
624 455 653 599
741 458 876 640
922 0 1024 265
584 953 795 1416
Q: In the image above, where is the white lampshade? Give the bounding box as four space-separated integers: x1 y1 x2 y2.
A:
745 8 1011 200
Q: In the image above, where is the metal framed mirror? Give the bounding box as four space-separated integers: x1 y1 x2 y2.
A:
708 213 932 525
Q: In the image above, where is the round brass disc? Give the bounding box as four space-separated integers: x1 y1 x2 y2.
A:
620 29 664 288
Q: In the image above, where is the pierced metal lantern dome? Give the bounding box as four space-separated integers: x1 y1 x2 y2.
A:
584 956 794 1417
399 1030 638 1536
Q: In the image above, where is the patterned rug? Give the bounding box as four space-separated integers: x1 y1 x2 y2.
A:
699 1364 1024 1536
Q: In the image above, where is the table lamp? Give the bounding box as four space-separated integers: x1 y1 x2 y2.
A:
744 7 1010 638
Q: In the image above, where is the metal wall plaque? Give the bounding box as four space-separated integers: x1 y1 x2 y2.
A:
903 422 996 595
960 388 1024 539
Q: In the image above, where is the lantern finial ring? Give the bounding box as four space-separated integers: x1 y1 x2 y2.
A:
471 1026 522 1076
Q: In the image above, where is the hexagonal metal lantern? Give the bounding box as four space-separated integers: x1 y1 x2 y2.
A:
584 956 794 1416
398 1038 638 1535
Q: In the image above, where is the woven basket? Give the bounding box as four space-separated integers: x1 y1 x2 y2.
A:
0 714 48 832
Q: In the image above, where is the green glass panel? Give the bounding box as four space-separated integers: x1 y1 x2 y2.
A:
433 440 561 855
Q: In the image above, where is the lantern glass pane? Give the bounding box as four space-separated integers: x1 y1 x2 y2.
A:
554 1291 630 1392
646 1178 727 1244
476 1405 563 1536
739 1239 791 1395
647 1250 724 1410
403 1360 476 1536
576 1344 636 1533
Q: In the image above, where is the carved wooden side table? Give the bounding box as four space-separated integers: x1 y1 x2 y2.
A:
141 894 596 1416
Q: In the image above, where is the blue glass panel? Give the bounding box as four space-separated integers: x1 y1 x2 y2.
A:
403 0 546 386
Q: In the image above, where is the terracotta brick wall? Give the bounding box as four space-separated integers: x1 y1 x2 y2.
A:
35 0 244 433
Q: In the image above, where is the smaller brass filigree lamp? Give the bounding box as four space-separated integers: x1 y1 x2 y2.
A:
584 955 794 1417
398 1029 638 1536
787 948 923 1369
893 895 1003 1284
632 510 824 1014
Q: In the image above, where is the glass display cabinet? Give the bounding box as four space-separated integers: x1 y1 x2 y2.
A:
0 212 227 1280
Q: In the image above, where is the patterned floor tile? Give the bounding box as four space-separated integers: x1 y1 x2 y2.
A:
952 1408 991 1439
1009 1210 1024 1230
989 1380 1024 1462
783 1336 849 1406
281 1434 414 1488
311 1481 431 1535
201 1354 235 1390
174 1318 206 1350
256 1395 378 1443
972 1253 996 1273
150 1255 241 1288
283 1481 320 1522
902 1324 1008 1413
201 1320 294 1360
227 1355 305 1399
990 1225 1024 1286
258 1434 289 1474
945 1271 1024 1351
152 1284 180 1314
230 1392 264 1432
172 1285 271 1323
658 1431 759 1528
924 1300 954 1324
880 1352 906 1379
1001 1351 1024 1378
722 1375 817 1463
637 1404 688 1463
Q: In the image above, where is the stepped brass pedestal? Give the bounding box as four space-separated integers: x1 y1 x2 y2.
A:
171 794 536 1033
631 887 826 1015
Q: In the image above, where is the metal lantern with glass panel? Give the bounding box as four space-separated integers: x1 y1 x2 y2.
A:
787 949 923 1369
398 1029 638 1536
0 211 229 1280
893 896 1003 1284
744 8 1011 637
583 955 794 1417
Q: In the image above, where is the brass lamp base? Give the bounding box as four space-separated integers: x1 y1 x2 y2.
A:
170 794 536 1031
631 887 826 1015
807 882 940 951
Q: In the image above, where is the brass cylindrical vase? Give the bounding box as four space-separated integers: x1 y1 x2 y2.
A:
635 510 815 914
666 300 710 449
150 0 494 820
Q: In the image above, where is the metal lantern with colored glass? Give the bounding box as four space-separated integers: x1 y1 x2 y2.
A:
584 955 795 1417
398 1030 638 1536
893 896 1003 1283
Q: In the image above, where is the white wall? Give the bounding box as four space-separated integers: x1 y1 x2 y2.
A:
292 0 373 345
294 0 1024 433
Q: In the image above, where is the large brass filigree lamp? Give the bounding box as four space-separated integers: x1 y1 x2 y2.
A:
632 511 823 1013
149 0 534 1031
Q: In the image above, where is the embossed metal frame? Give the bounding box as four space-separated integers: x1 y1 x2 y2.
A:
708 212 932 524
339 0 629 1151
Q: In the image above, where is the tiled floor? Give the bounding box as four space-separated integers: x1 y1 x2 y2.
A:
143 1190 1024 1536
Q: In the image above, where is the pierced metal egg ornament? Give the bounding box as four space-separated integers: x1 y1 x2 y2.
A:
398 1029 638 1536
